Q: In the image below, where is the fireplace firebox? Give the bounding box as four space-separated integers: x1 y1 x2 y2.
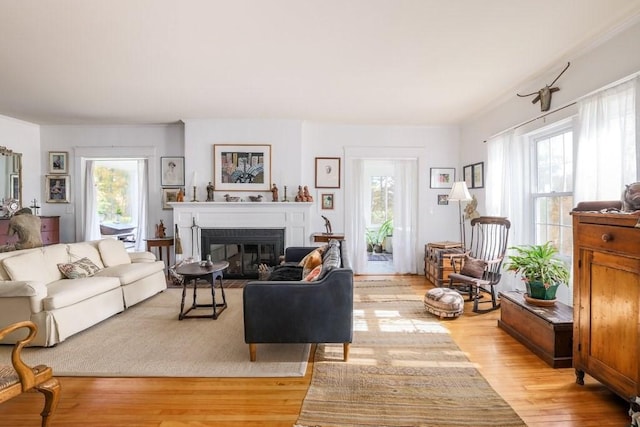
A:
201 228 285 279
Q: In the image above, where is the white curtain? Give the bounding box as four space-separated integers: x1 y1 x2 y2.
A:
392 159 417 274
345 159 368 273
486 130 531 247
486 130 530 292
133 159 148 251
574 77 638 204
83 160 102 241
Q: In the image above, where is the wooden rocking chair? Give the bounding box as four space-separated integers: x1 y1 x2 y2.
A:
0 321 61 427
448 216 511 313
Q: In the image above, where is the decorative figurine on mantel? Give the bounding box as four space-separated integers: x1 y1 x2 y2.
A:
295 186 304 202
248 195 263 202
176 188 184 202
206 182 215 202
271 184 279 202
303 186 313 202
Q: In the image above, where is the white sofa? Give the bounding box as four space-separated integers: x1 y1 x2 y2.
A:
0 239 167 347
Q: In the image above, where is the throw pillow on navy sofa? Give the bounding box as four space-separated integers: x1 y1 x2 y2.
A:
267 265 304 281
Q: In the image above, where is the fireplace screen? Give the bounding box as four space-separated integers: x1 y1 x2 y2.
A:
201 228 284 279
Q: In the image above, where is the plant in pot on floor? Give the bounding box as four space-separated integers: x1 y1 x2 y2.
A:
503 241 570 306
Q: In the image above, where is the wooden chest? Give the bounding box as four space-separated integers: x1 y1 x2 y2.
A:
424 242 464 287
498 291 573 368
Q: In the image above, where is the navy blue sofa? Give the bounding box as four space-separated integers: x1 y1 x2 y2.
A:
243 240 353 361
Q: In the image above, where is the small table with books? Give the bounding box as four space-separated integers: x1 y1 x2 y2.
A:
424 241 465 287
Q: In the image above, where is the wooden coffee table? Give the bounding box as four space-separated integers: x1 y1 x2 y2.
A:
175 261 229 320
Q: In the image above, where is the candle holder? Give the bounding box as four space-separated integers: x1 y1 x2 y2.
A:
282 185 288 202
191 186 198 202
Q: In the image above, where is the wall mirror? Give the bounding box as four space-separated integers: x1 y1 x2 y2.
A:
0 146 22 215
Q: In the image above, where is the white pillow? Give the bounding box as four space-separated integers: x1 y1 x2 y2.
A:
98 239 132 267
3 250 56 283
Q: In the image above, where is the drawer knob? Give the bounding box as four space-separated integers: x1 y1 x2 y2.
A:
601 233 612 242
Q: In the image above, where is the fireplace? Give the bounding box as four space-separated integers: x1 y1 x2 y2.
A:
201 228 285 279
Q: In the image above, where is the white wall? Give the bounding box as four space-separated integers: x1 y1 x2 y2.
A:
183 119 303 202
40 124 184 242
183 119 460 272
460 19 640 304
0 114 41 208
302 122 460 271
460 19 640 213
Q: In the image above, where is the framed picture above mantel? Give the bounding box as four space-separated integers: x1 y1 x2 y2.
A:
213 144 271 192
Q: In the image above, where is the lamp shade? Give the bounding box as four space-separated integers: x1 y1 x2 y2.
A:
448 181 472 201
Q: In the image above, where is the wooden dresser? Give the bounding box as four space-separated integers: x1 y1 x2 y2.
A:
0 216 60 246
572 210 640 402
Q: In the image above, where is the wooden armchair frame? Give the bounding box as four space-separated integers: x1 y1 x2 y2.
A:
0 321 61 427
448 216 511 313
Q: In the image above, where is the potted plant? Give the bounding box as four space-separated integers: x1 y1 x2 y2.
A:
365 228 376 252
365 219 393 254
503 242 570 304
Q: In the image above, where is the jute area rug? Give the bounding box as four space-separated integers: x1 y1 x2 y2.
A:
0 288 309 377
295 280 526 427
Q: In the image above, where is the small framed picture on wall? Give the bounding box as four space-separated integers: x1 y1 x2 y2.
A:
160 157 185 187
472 162 484 188
321 193 334 210
315 157 341 188
48 151 68 174
45 175 70 203
430 167 455 189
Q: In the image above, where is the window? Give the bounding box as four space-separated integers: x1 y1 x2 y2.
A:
532 128 574 259
370 175 394 225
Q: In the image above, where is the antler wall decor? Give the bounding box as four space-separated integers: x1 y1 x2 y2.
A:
517 62 570 112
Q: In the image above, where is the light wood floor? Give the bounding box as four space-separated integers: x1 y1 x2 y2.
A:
0 275 629 426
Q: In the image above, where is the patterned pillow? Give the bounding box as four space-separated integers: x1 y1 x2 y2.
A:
302 264 322 282
460 256 487 279
58 257 102 279
317 243 341 280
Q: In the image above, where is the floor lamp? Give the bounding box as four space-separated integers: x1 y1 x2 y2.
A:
448 182 472 247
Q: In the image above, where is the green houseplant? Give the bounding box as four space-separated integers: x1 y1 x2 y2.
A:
365 218 393 253
503 242 570 302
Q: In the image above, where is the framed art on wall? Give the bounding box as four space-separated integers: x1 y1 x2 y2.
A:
213 144 271 192
430 167 455 189
162 188 180 210
437 194 449 205
160 156 185 187
463 164 473 188
45 175 70 203
472 162 484 188
315 157 341 188
48 151 68 174
321 193 334 210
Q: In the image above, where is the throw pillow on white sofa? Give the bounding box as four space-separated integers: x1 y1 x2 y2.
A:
98 239 132 267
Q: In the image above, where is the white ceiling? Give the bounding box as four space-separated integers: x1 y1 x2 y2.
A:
1 0 640 126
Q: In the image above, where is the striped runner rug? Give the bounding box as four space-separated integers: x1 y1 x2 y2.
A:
295 280 526 427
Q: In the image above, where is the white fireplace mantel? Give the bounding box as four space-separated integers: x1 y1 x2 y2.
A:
169 202 314 259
